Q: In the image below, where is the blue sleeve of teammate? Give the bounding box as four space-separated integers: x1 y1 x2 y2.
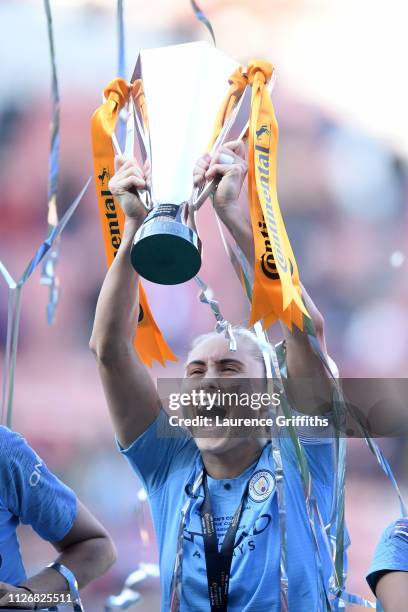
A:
0 427 77 542
367 518 408 594
118 408 197 494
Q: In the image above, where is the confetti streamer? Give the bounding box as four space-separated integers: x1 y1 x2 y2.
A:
117 0 126 78
195 275 237 351
191 0 216 46
40 0 62 324
116 0 127 150
0 179 91 427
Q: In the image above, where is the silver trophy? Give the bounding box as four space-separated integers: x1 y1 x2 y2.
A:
125 41 255 285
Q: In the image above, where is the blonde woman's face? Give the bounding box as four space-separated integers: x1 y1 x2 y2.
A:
185 334 264 380
182 334 267 454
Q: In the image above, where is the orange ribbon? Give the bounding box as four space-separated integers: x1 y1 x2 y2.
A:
208 62 308 330
132 79 149 130
247 59 308 329
91 77 176 366
207 67 248 151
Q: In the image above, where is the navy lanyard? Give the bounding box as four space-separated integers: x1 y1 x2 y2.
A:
200 474 248 612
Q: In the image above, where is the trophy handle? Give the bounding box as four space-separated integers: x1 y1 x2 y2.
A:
189 85 250 212
190 176 220 211
183 199 200 236
111 101 153 212
189 73 276 213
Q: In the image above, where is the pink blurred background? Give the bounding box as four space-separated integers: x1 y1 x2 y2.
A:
1 0 407 609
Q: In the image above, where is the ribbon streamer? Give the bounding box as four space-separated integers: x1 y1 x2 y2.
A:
213 187 378 608
198 61 308 330
246 60 307 328
170 471 204 611
91 78 176 367
105 563 159 610
117 0 126 79
190 0 216 46
195 275 237 351
253 322 289 609
0 178 91 428
48 562 84 611
116 0 127 150
40 0 62 325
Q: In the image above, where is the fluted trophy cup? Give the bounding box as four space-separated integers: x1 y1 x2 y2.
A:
127 42 251 285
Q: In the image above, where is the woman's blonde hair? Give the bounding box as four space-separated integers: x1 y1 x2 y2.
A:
190 326 275 376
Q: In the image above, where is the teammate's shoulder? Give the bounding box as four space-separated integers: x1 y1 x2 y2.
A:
0 426 32 467
0 425 24 447
380 518 408 545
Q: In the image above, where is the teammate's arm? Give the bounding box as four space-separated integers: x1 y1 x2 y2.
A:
18 502 115 599
90 157 160 448
0 430 116 609
375 572 408 612
0 503 115 608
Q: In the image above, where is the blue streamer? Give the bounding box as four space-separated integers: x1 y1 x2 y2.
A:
22 179 91 285
191 0 216 46
0 178 91 428
307 331 407 518
41 0 61 324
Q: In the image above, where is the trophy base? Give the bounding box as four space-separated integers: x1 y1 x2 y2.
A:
131 219 202 285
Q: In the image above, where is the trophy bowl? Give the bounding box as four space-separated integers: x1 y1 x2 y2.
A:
131 203 201 285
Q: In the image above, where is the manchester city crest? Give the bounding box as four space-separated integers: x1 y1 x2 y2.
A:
248 469 276 503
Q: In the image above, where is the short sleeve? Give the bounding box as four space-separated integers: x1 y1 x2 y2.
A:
0 427 77 543
118 408 197 494
367 518 408 594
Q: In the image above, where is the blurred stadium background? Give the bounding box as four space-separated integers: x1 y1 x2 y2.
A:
0 0 407 609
